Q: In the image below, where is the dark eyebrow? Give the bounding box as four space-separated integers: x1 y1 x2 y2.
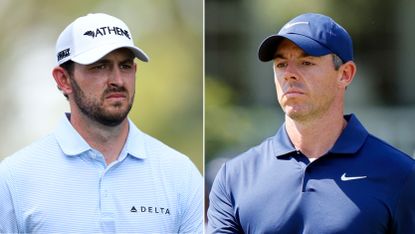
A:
274 54 286 60
91 57 134 65
274 51 313 60
93 59 111 65
122 57 135 64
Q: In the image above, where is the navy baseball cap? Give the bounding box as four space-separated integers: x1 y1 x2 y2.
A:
258 13 353 63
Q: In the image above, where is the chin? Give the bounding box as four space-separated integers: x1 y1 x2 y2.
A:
284 107 309 120
98 106 131 125
286 112 305 120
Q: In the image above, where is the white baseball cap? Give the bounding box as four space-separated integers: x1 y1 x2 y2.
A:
56 13 149 65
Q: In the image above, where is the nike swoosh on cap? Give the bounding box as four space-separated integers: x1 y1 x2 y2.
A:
282 21 309 30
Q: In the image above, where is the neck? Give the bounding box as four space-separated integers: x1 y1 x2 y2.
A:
69 111 129 165
285 110 346 159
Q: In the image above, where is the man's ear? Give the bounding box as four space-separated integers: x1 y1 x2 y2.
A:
52 66 72 96
338 61 357 88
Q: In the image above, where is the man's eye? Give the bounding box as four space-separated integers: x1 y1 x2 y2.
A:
275 62 287 68
302 61 314 66
120 64 132 69
92 64 106 70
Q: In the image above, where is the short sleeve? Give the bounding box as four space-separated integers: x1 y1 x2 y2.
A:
0 159 19 233
392 165 415 233
177 159 203 233
207 163 241 233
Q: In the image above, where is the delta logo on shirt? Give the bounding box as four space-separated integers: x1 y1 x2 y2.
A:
130 205 171 215
83 26 131 39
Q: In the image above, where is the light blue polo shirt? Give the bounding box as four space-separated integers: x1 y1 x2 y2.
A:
0 114 203 233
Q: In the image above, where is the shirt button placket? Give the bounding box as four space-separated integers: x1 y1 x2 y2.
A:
99 163 116 232
303 165 317 192
295 151 310 192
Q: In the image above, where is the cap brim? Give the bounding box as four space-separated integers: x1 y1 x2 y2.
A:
71 42 149 65
258 34 332 62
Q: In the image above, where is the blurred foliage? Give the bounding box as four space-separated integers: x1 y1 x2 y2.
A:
0 0 203 172
205 76 284 162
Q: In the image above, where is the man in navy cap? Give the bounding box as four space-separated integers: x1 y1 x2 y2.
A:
207 13 415 233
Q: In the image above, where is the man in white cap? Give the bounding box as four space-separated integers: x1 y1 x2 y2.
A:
0 13 202 233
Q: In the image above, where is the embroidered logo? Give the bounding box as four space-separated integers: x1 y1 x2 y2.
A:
83 26 131 39
57 48 70 62
83 30 95 37
341 173 367 181
130 205 170 215
282 21 309 30
130 206 137 212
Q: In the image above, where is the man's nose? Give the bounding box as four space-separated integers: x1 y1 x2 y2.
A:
283 63 299 81
108 67 124 86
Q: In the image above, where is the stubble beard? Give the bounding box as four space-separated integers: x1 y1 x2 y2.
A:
281 97 335 122
70 77 134 127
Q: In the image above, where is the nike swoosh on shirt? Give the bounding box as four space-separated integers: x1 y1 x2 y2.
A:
340 173 367 181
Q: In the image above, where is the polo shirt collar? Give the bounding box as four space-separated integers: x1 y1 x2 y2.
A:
54 113 90 156
123 118 148 159
272 123 296 157
54 113 147 159
274 114 368 158
329 114 368 154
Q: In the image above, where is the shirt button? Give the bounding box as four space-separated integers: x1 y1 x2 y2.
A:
89 151 96 159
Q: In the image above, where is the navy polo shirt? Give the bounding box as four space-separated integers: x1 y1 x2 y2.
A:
207 114 415 234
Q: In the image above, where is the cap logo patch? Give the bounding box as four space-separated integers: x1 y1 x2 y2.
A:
57 48 70 62
282 21 309 30
83 26 131 39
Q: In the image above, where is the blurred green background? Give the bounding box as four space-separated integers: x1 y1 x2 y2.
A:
205 0 415 183
0 0 203 172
